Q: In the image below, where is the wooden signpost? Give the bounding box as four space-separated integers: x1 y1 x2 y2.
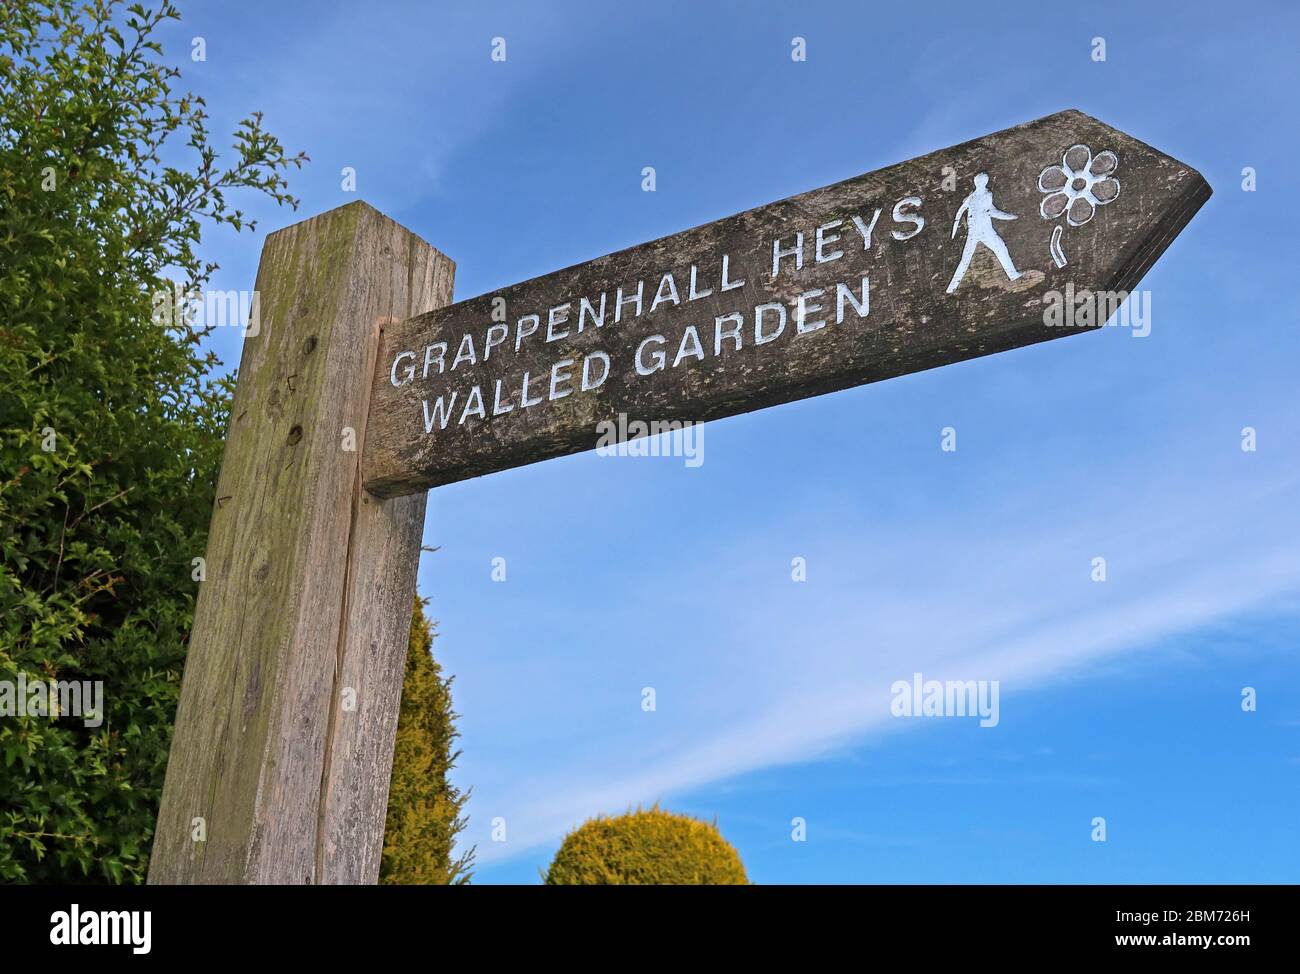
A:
150 109 1209 883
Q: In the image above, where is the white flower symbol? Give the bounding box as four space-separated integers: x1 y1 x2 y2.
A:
1038 144 1120 227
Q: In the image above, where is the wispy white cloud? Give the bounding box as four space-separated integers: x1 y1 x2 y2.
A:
464 452 1300 865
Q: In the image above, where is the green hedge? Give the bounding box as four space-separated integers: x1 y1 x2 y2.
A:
0 0 301 882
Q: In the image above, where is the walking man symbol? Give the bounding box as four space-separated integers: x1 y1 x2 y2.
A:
946 172 1022 294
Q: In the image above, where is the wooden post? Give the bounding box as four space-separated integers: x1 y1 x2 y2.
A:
148 201 454 884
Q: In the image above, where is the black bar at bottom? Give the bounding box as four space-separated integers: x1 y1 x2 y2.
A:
0 883 1283 959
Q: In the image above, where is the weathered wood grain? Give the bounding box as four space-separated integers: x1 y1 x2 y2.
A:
149 201 454 884
363 109 1209 497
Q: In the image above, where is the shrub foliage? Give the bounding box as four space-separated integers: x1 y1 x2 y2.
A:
545 806 748 885
0 0 302 882
379 598 474 885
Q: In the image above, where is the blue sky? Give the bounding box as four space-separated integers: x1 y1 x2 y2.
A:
169 0 1299 882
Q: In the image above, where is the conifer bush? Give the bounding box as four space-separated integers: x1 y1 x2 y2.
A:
544 806 748 885
379 598 473 884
